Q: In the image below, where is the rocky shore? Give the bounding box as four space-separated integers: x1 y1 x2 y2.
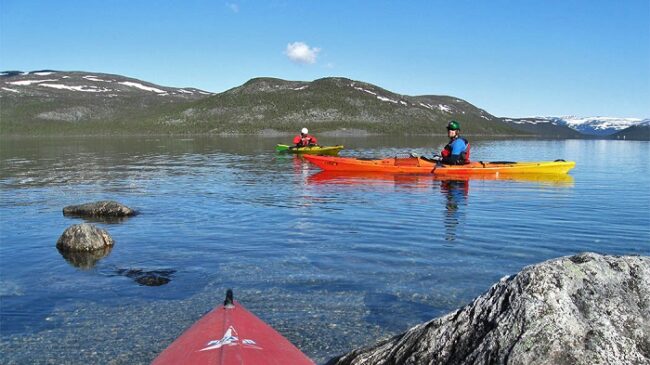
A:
327 253 649 365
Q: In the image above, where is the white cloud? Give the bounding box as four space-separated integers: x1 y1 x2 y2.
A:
226 2 239 13
285 42 320 64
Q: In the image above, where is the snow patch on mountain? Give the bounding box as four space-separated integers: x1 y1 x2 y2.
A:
84 75 113 82
506 116 646 136
377 95 398 104
561 116 642 130
503 117 559 125
118 81 166 93
8 79 60 86
39 83 112 92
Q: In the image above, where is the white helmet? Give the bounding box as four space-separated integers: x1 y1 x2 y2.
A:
301 128 308 134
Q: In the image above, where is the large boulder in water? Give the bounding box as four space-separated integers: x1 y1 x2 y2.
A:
63 200 135 218
327 253 650 365
56 223 114 252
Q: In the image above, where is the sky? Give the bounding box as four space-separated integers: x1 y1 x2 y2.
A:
1 0 648 118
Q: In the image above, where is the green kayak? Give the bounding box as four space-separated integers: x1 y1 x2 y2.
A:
275 144 344 156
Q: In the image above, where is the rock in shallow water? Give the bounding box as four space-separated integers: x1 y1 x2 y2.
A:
56 223 114 252
327 252 650 365
63 200 135 218
115 269 175 286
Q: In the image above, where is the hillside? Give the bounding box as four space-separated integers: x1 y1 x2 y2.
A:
502 117 584 139
3 70 638 138
156 77 519 135
609 119 650 140
0 70 212 135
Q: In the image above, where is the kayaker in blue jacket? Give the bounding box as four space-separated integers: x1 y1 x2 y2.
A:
438 120 470 165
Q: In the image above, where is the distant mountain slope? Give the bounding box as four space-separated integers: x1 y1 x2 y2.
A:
2 70 641 138
501 117 584 138
1 70 212 134
609 119 650 140
556 116 644 136
157 77 520 135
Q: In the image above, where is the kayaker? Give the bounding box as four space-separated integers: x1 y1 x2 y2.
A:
293 127 318 147
438 120 470 165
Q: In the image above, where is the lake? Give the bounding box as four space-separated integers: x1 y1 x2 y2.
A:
1 136 648 364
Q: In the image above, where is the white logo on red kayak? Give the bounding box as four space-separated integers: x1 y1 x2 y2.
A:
199 326 262 352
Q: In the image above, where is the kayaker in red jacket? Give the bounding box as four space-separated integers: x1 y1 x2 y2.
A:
293 128 318 147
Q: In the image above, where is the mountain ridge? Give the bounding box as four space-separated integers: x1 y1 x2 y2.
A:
1 70 647 139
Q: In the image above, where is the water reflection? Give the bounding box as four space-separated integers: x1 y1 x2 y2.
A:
58 246 113 270
307 171 574 243
307 170 574 187
440 179 468 242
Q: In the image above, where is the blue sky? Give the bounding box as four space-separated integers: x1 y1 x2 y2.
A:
1 0 648 118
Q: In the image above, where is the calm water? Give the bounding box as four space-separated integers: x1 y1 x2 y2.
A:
1 136 649 364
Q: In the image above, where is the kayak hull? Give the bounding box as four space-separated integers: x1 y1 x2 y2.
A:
276 144 344 156
303 155 575 175
151 298 314 365
308 170 574 186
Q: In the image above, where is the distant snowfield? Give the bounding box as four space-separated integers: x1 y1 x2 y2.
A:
561 116 642 130
39 83 112 92
119 81 166 93
351 84 410 106
84 75 113 83
8 79 60 86
420 102 453 113
503 118 556 125
504 116 647 135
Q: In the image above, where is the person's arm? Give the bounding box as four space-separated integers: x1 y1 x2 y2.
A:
309 136 318 145
444 139 468 165
293 135 302 146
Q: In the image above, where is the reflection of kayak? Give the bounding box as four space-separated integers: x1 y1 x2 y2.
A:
151 290 314 365
307 170 574 187
303 155 575 175
275 144 344 156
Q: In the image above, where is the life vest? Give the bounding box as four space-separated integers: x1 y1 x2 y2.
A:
441 138 470 164
293 134 318 147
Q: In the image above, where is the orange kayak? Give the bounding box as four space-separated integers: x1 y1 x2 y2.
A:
302 155 575 175
151 290 314 365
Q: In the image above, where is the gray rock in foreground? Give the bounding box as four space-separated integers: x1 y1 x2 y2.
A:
63 200 135 217
327 253 650 365
56 223 114 252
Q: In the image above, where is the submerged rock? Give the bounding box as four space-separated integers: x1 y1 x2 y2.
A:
63 200 135 218
115 269 175 286
327 253 650 365
56 223 114 252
